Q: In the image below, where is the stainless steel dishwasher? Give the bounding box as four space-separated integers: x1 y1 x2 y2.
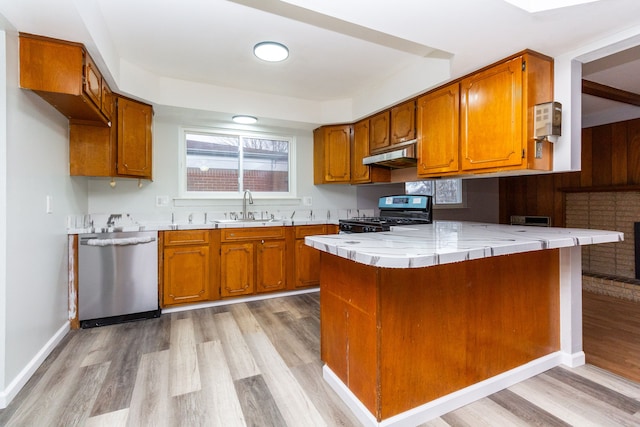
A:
78 230 160 328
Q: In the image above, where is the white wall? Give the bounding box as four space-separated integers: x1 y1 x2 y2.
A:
86 115 499 224
0 29 88 407
0 28 8 403
433 178 500 223
354 178 500 223
87 117 359 220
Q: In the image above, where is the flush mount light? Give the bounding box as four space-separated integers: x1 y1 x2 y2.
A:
253 41 289 62
232 115 258 124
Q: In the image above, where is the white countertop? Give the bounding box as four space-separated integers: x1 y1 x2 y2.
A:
304 221 624 269
67 218 339 235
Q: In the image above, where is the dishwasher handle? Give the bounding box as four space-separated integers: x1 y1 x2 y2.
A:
81 236 156 247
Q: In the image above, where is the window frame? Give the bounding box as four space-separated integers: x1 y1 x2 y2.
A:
178 127 297 200
405 178 466 209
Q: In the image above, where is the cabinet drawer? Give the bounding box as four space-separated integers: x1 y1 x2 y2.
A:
295 225 327 239
163 229 210 246
221 226 285 242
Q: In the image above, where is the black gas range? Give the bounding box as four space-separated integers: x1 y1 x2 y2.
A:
339 195 433 233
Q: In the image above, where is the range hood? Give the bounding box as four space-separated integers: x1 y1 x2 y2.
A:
362 140 417 169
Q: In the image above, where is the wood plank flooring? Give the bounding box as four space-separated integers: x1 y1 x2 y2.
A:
1 291 639 426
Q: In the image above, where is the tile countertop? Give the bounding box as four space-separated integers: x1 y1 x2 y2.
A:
304 221 624 269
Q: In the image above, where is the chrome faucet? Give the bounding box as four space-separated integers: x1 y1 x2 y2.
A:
242 189 254 220
107 214 121 227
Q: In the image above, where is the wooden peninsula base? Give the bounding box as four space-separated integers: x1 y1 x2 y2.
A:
307 221 622 426
320 249 563 425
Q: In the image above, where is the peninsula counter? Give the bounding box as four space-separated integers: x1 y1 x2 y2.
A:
305 221 623 427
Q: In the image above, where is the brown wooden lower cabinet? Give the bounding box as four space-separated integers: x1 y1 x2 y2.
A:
161 229 220 307
320 249 560 421
220 226 288 298
220 242 255 297
256 240 287 293
292 224 328 288
160 225 336 306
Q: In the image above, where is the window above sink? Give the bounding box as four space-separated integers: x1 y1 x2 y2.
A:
179 127 297 199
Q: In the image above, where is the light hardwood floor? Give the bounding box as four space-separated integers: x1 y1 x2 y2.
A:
1 291 639 426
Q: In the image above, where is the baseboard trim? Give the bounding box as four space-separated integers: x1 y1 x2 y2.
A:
0 321 70 409
323 352 566 427
561 350 586 367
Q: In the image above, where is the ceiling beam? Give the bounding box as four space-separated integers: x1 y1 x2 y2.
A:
582 79 640 107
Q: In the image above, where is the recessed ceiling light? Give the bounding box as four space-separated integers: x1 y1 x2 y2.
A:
254 41 289 62
232 115 258 124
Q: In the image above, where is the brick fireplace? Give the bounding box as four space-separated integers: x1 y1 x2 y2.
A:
566 191 640 301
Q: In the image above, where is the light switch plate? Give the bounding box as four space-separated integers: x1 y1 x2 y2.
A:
302 196 312 206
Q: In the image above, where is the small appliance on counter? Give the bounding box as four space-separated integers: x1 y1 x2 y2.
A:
339 195 433 233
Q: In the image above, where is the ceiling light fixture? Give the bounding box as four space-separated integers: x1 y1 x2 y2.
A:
253 41 289 62
232 115 258 124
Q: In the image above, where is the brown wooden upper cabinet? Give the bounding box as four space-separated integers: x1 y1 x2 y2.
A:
116 97 153 178
314 124 352 184
19 33 111 126
69 95 153 179
416 83 460 177
390 100 416 144
460 51 553 173
369 111 390 152
351 119 391 184
20 33 154 180
369 100 416 154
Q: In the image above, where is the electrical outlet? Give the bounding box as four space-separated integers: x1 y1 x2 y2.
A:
46 195 53 214
302 196 312 206
156 195 170 207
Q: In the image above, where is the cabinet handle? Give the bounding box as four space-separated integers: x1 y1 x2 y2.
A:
261 240 265 244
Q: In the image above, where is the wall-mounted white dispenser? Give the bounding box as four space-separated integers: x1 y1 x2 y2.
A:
534 101 562 140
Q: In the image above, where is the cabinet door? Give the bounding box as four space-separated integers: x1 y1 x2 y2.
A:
101 81 114 123
350 119 391 185
83 53 102 110
163 246 210 306
221 243 254 297
391 100 416 144
257 240 287 293
294 239 321 288
116 97 153 179
460 56 523 171
369 111 390 152
313 125 351 184
351 119 371 184
417 84 460 176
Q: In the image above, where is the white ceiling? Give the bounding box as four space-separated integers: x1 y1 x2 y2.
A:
2 0 640 128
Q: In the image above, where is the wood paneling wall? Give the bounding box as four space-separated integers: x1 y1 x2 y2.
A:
499 118 640 226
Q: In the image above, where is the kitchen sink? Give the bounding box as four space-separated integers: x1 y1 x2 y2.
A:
211 219 285 225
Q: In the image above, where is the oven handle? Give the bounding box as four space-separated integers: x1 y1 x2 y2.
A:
80 236 156 247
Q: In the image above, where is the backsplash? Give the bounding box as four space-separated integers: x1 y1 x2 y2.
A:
566 191 640 301
67 208 374 233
